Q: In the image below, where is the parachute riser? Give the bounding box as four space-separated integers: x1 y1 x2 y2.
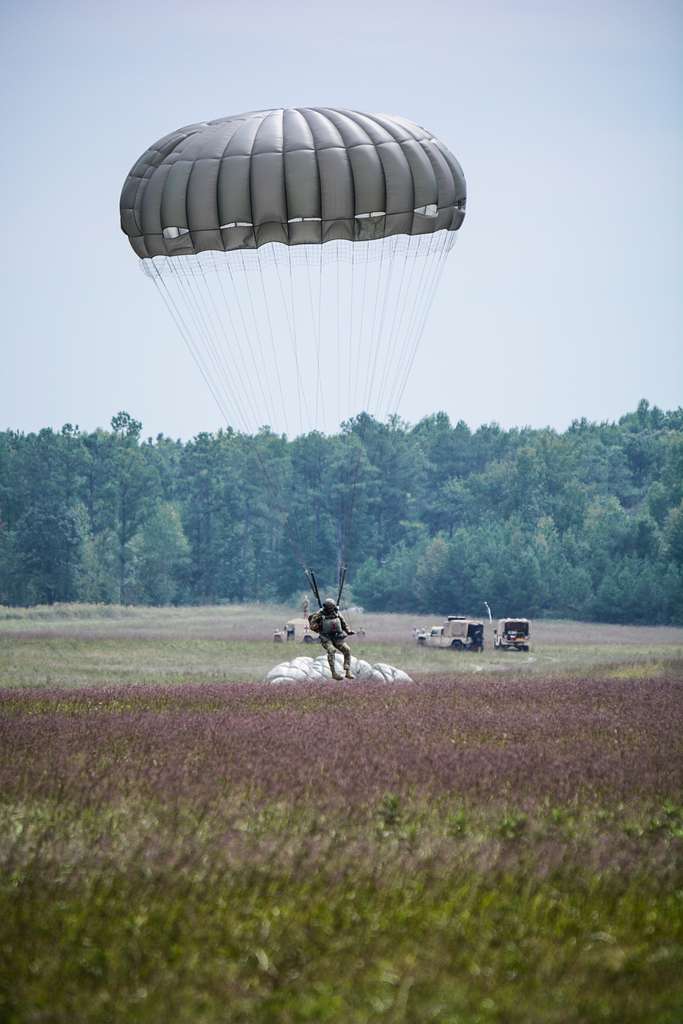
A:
305 568 323 609
304 565 346 609
337 565 347 608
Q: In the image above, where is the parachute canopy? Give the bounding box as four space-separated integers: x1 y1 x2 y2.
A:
120 107 466 259
119 108 466 438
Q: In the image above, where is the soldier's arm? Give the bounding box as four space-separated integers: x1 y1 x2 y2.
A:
339 614 354 635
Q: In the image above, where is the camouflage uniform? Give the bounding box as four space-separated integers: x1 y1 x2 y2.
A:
309 604 354 679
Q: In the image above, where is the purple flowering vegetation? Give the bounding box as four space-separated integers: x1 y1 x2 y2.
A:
1 666 682 1022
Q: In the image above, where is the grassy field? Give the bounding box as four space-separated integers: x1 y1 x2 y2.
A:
1 605 682 1022
1 602 682 687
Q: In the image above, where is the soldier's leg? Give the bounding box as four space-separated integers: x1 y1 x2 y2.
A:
335 640 354 678
321 638 344 679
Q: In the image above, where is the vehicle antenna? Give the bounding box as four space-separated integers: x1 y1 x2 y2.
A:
483 601 492 623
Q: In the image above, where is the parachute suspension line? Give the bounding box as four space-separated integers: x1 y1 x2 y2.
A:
170 261 249 430
317 245 324 431
335 251 341 433
391 231 452 415
393 233 452 414
303 248 314 427
148 230 456 431
339 244 392 568
241 251 286 434
209 254 265 431
192 258 255 431
193 258 263 434
410 231 452 349
188 257 250 429
338 390 381 571
357 238 383 416
274 253 305 437
339 232 445 570
149 264 230 425
374 238 422 416
166 262 225 408
213 258 311 563
152 260 315 573
338 240 379 568
387 237 436 413
304 246 323 432
347 244 356 419
150 263 312 576
243 249 315 562
245 439 311 573
351 242 370 420
305 567 322 609
237 252 277 430
146 230 457 590
336 563 347 606
373 238 411 415
364 234 399 416
256 247 290 438
381 233 440 417
223 255 278 433
340 231 455 569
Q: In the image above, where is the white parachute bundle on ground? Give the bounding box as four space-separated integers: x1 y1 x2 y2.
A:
265 654 413 685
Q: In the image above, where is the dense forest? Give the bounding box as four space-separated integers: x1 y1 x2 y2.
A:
1 400 682 623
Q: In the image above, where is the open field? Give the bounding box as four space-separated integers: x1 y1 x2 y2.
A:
1 603 682 688
1 605 682 1022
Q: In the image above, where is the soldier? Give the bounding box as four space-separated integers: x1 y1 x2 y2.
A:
309 598 356 680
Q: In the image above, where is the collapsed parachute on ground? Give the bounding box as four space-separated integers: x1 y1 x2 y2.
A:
120 107 466 437
265 654 413 685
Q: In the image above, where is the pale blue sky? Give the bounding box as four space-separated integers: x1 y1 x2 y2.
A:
2 0 681 438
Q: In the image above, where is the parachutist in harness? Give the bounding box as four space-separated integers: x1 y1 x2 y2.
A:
309 598 356 680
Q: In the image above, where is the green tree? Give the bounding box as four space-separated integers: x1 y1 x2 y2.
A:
665 501 683 566
126 503 190 604
415 535 454 612
13 502 88 604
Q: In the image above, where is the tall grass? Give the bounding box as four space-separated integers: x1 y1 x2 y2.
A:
1 672 682 1022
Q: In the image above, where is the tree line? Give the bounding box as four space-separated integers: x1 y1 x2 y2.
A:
1 400 682 624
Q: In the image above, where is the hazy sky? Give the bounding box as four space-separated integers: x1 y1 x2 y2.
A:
2 0 681 439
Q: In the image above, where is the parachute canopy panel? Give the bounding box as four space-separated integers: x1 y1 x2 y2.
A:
120 107 466 259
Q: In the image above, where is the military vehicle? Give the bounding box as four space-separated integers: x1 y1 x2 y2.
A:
273 618 318 644
416 616 484 651
493 618 531 652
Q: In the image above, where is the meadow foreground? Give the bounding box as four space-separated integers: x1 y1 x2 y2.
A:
0 607 682 1022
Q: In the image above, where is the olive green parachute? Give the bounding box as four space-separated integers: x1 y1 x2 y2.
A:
119 107 466 439
120 107 466 259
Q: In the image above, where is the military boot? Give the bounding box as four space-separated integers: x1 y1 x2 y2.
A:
344 652 355 679
328 652 344 680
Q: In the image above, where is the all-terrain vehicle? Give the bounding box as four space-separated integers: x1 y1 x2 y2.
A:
416 616 484 651
493 618 531 652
